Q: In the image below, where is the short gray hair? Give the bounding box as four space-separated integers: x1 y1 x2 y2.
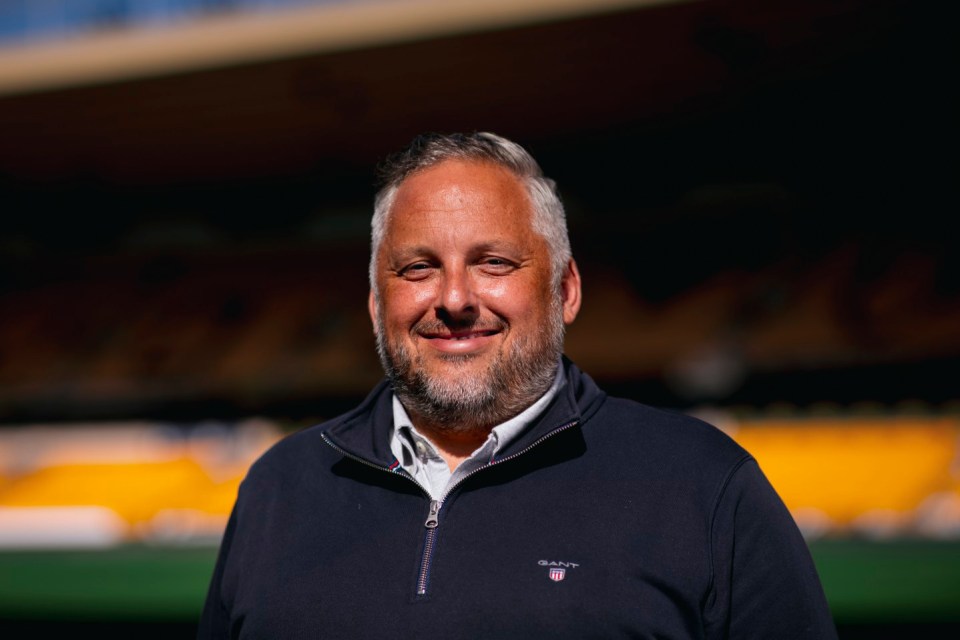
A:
369 132 571 294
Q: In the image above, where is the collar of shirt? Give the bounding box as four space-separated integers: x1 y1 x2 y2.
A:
389 361 566 500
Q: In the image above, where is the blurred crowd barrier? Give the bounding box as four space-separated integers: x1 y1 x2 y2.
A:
0 419 283 549
713 414 960 540
1 412 958 549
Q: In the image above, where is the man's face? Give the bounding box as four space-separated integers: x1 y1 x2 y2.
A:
369 159 580 432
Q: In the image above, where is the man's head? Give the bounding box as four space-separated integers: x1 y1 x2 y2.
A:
368 132 581 435
371 132 571 292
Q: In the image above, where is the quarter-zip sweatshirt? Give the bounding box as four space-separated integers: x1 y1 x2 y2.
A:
198 358 837 639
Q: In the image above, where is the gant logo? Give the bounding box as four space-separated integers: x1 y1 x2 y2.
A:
538 560 579 582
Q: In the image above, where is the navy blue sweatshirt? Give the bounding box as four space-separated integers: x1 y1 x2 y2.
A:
198 360 837 639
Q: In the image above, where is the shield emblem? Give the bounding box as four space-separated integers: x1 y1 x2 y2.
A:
549 567 566 582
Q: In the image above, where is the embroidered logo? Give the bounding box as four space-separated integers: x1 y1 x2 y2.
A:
539 559 579 583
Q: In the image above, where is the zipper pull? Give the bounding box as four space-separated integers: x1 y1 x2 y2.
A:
424 500 440 528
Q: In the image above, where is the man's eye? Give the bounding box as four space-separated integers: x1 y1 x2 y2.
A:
401 263 432 279
480 257 515 271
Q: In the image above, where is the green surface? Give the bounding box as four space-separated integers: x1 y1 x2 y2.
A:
811 538 960 623
0 539 958 622
0 546 217 620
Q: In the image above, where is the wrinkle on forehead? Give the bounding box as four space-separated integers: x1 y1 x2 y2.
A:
390 159 530 221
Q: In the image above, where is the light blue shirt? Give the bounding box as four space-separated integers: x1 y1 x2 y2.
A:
389 363 566 500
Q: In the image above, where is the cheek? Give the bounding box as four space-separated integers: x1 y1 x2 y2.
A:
382 283 437 326
409 285 438 307
479 279 510 300
479 279 546 318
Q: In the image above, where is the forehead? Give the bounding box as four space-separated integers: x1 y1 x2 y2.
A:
383 159 536 242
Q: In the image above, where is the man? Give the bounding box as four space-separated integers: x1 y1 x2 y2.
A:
198 132 837 639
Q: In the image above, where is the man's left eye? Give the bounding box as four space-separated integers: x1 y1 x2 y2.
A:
480 258 514 271
399 262 434 279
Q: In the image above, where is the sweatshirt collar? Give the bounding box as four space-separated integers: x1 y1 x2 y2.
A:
323 357 605 469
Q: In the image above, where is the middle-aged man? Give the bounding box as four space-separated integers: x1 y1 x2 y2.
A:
199 132 837 639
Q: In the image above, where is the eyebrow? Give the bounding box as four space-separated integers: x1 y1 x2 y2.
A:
387 239 523 256
384 245 435 264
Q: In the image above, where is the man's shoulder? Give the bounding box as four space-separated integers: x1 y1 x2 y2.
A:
587 394 751 469
598 395 736 437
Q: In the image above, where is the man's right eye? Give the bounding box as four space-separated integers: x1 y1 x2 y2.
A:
400 263 432 279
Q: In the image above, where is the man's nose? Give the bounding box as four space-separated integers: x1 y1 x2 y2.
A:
437 266 478 319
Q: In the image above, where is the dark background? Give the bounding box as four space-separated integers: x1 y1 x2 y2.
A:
1 0 956 427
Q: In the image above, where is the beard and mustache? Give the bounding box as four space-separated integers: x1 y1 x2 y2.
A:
374 295 565 436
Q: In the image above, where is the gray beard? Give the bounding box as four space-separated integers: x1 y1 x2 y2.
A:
375 298 565 436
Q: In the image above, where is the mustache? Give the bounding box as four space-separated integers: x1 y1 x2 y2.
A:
412 317 507 334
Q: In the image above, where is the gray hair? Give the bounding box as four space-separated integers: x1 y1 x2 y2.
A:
369 132 571 294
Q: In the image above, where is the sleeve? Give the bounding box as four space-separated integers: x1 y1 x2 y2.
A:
196 506 238 640
705 458 838 639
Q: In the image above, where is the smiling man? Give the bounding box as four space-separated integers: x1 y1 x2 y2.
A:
198 133 837 639
370 153 580 473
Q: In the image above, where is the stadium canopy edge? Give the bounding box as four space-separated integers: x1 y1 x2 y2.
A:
0 0 682 97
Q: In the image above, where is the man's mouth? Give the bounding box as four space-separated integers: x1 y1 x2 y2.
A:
415 325 503 353
424 329 500 341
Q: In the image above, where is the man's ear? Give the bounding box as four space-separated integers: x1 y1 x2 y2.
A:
561 259 582 325
368 290 379 334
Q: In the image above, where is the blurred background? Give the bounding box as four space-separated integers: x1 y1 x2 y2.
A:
0 0 957 637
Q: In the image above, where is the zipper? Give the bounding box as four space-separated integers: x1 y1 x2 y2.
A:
320 433 439 598
322 420 580 598
416 500 441 595
410 419 580 597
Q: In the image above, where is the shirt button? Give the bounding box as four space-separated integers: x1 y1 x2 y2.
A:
415 441 427 457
